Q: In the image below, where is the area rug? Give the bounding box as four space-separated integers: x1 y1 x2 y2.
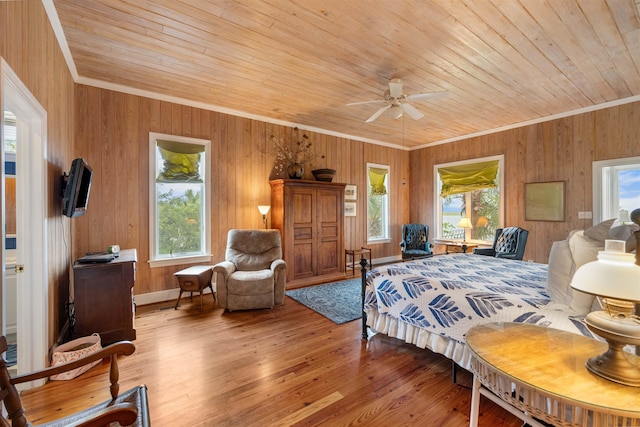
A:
6 343 16 367
286 278 362 324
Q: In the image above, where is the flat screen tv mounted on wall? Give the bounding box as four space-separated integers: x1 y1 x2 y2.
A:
61 158 93 218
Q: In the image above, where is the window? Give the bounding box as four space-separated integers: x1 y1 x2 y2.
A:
593 156 640 225
367 163 390 242
434 155 504 242
149 133 211 267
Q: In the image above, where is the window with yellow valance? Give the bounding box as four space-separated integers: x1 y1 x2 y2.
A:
369 167 389 196
156 140 205 183
438 160 499 197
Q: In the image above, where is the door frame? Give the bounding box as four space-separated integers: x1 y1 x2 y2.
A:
1 58 48 388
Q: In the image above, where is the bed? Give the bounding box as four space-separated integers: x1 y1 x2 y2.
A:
361 253 596 370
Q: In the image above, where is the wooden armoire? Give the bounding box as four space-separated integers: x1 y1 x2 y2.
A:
270 179 346 287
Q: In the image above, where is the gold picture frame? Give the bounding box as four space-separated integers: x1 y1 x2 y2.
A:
525 181 565 221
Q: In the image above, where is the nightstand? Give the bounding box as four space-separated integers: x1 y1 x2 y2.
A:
444 242 478 253
466 322 640 427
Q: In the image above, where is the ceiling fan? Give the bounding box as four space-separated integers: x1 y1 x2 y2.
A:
347 78 449 123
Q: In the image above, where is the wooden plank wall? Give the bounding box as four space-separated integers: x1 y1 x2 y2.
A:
410 101 640 263
1 1 76 345
5 2 639 313
73 86 409 295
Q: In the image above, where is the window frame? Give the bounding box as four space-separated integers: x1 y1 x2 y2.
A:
366 162 391 244
433 155 504 242
593 156 640 225
148 132 211 268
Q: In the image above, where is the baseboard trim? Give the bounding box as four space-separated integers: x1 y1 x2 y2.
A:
373 255 401 266
135 284 216 306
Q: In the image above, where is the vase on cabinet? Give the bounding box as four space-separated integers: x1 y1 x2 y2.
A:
287 163 304 179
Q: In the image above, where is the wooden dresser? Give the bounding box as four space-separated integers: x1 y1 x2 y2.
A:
270 179 346 287
72 249 137 345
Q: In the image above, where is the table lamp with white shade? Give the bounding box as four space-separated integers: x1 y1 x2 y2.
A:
570 239 640 386
457 217 473 243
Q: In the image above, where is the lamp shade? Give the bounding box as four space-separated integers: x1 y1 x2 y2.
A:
476 216 489 227
258 205 270 215
457 217 473 229
571 240 640 301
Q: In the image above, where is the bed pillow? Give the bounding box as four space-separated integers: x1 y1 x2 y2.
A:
545 219 615 315
608 223 639 252
545 237 576 307
567 230 604 314
583 218 616 242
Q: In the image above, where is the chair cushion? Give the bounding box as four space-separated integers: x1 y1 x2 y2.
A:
228 269 274 295
41 386 150 427
494 227 521 254
402 249 431 258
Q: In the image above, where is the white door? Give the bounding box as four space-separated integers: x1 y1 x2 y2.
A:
2 59 48 389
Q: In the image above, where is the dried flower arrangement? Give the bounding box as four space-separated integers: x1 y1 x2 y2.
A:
267 127 324 176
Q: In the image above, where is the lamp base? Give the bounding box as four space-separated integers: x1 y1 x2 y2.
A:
585 311 640 387
585 342 640 387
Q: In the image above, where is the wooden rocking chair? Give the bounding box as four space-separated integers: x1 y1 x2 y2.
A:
0 335 150 426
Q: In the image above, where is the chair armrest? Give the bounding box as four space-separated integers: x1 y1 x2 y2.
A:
399 240 407 250
11 341 135 386
212 261 236 281
472 248 496 257
69 403 138 427
270 259 286 273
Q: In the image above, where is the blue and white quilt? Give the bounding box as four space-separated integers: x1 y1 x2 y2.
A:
364 254 593 344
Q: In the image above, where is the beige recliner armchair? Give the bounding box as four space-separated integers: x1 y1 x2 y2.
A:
213 229 286 310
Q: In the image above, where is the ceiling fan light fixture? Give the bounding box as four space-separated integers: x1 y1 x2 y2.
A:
387 104 403 120
348 78 448 123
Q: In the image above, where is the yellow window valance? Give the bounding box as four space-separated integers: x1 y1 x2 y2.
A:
156 140 205 183
438 160 499 197
369 167 388 196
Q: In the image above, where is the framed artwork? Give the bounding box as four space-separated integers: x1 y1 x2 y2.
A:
345 202 356 217
345 184 357 200
525 181 565 221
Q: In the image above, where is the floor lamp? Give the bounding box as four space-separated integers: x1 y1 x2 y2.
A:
258 205 270 229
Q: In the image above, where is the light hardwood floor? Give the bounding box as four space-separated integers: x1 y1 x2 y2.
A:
20 296 521 426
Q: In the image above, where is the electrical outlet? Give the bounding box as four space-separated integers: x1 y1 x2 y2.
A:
578 211 593 219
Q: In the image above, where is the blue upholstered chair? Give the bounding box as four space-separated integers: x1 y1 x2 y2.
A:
472 227 529 260
400 224 433 260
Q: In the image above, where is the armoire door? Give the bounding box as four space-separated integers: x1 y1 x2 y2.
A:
316 188 343 276
290 186 315 280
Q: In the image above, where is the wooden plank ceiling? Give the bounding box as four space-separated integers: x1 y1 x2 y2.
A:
51 0 640 148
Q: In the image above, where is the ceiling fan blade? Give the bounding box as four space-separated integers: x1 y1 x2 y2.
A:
346 99 386 106
405 91 449 102
389 78 403 98
401 102 424 120
365 104 392 122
